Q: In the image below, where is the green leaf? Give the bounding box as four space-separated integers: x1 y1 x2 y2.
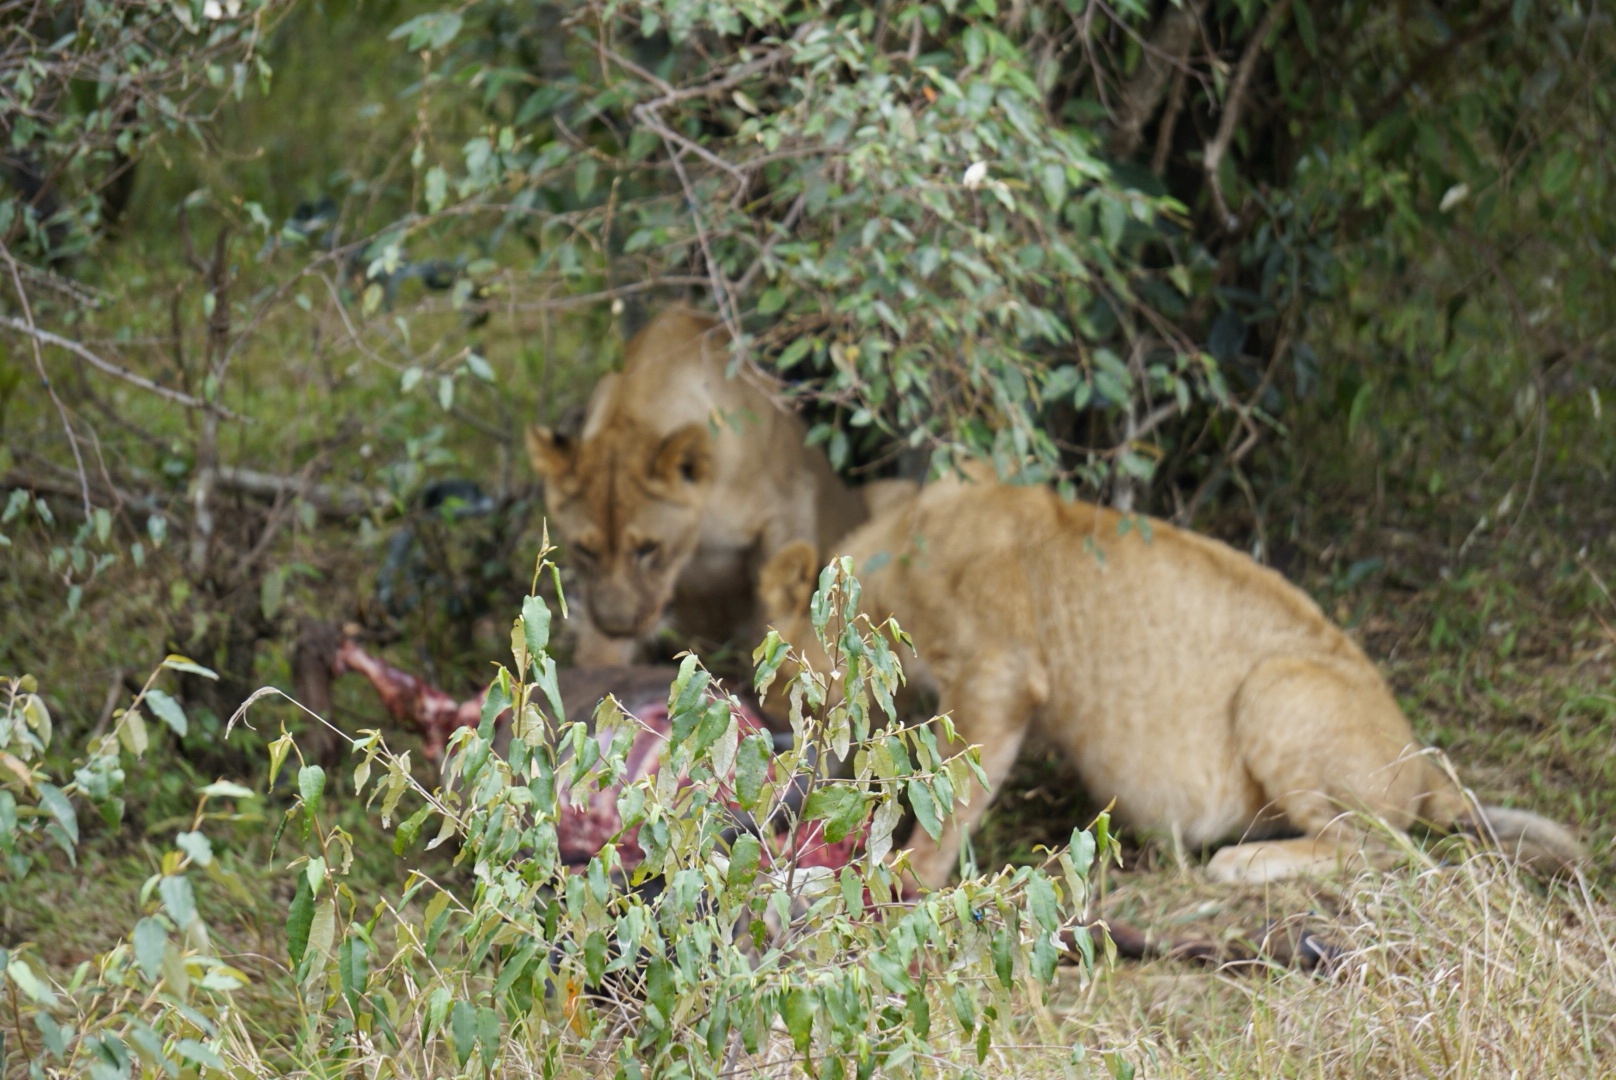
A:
476 1005 500 1066
159 875 197 929
992 924 1015 989
584 931 608 985
521 593 552 661
534 655 565 727
1032 924 1059 983
1027 874 1061 933
306 855 327 896
5 959 56 1007
175 830 212 867
426 986 452 1035
481 674 513 733
299 765 326 820
689 700 731 761
451 1000 476 1066
1104 1050 1137 1080
1542 148 1579 196
1292 1 1318 57
726 834 761 890
782 986 814 1052
132 917 168 981
306 899 337 973
394 804 431 855
198 780 254 799
260 566 286 621
840 865 863 916
907 987 931 1037
175 1040 225 1071
338 934 369 1009
425 166 448 213
732 732 772 809
1069 827 1096 877
388 11 463 51
1347 380 1374 441
803 784 866 844
907 779 942 841
1099 197 1127 248
162 655 218 680
35 782 77 844
118 709 149 756
1040 163 1067 210
286 873 314 967
868 796 902 865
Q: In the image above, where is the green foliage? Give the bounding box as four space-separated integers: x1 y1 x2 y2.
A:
0 0 288 261
0 656 216 878
2 556 1101 1076
377 0 1226 488
0 658 275 1078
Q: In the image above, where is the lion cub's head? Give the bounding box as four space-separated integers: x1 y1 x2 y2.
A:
527 417 715 641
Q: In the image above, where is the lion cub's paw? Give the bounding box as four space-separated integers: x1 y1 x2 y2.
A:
1205 839 1361 885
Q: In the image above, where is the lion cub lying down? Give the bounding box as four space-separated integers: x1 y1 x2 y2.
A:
759 471 1582 888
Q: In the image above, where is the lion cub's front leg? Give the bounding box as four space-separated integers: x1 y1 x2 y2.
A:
903 649 1047 890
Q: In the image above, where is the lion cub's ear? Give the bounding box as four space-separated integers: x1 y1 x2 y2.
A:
760 541 820 618
651 423 714 487
525 426 576 480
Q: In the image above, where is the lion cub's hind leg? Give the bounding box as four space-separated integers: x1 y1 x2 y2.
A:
1206 656 1437 885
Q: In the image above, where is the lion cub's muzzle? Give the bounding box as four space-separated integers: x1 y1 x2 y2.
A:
586 582 664 640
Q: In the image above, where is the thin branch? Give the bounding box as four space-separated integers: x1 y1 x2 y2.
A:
1151 65 1189 177
734 193 807 295
0 313 238 417
214 466 389 518
1202 0 1290 231
663 141 745 356
632 106 750 185
611 45 786 110
5 256 90 518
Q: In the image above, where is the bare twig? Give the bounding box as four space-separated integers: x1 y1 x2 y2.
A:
1203 0 1291 231
0 313 237 416
90 667 126 742
1151 65 1189 177
214 466 388 519
662 142 745 356
734 193 807 295
633 106 750 185
4 255 90 518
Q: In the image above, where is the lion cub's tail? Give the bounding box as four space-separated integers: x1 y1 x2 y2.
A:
1422 768 1583 876
1463 804 1585 876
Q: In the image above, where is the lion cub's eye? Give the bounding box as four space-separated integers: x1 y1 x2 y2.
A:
572 543 599 564
633 540 660 564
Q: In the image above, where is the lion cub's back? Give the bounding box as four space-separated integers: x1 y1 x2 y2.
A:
867 476 1363 686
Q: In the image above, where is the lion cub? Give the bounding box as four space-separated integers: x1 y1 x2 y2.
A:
528 308 879 665
759 471 1581 887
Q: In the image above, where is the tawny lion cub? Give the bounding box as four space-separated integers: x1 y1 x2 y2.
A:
527 308 881 664
759 472 1581 887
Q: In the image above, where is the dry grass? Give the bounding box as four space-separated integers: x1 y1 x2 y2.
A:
1038 856 1616 1078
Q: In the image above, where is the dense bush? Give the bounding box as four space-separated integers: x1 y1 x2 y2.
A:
2 557 1109 1077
